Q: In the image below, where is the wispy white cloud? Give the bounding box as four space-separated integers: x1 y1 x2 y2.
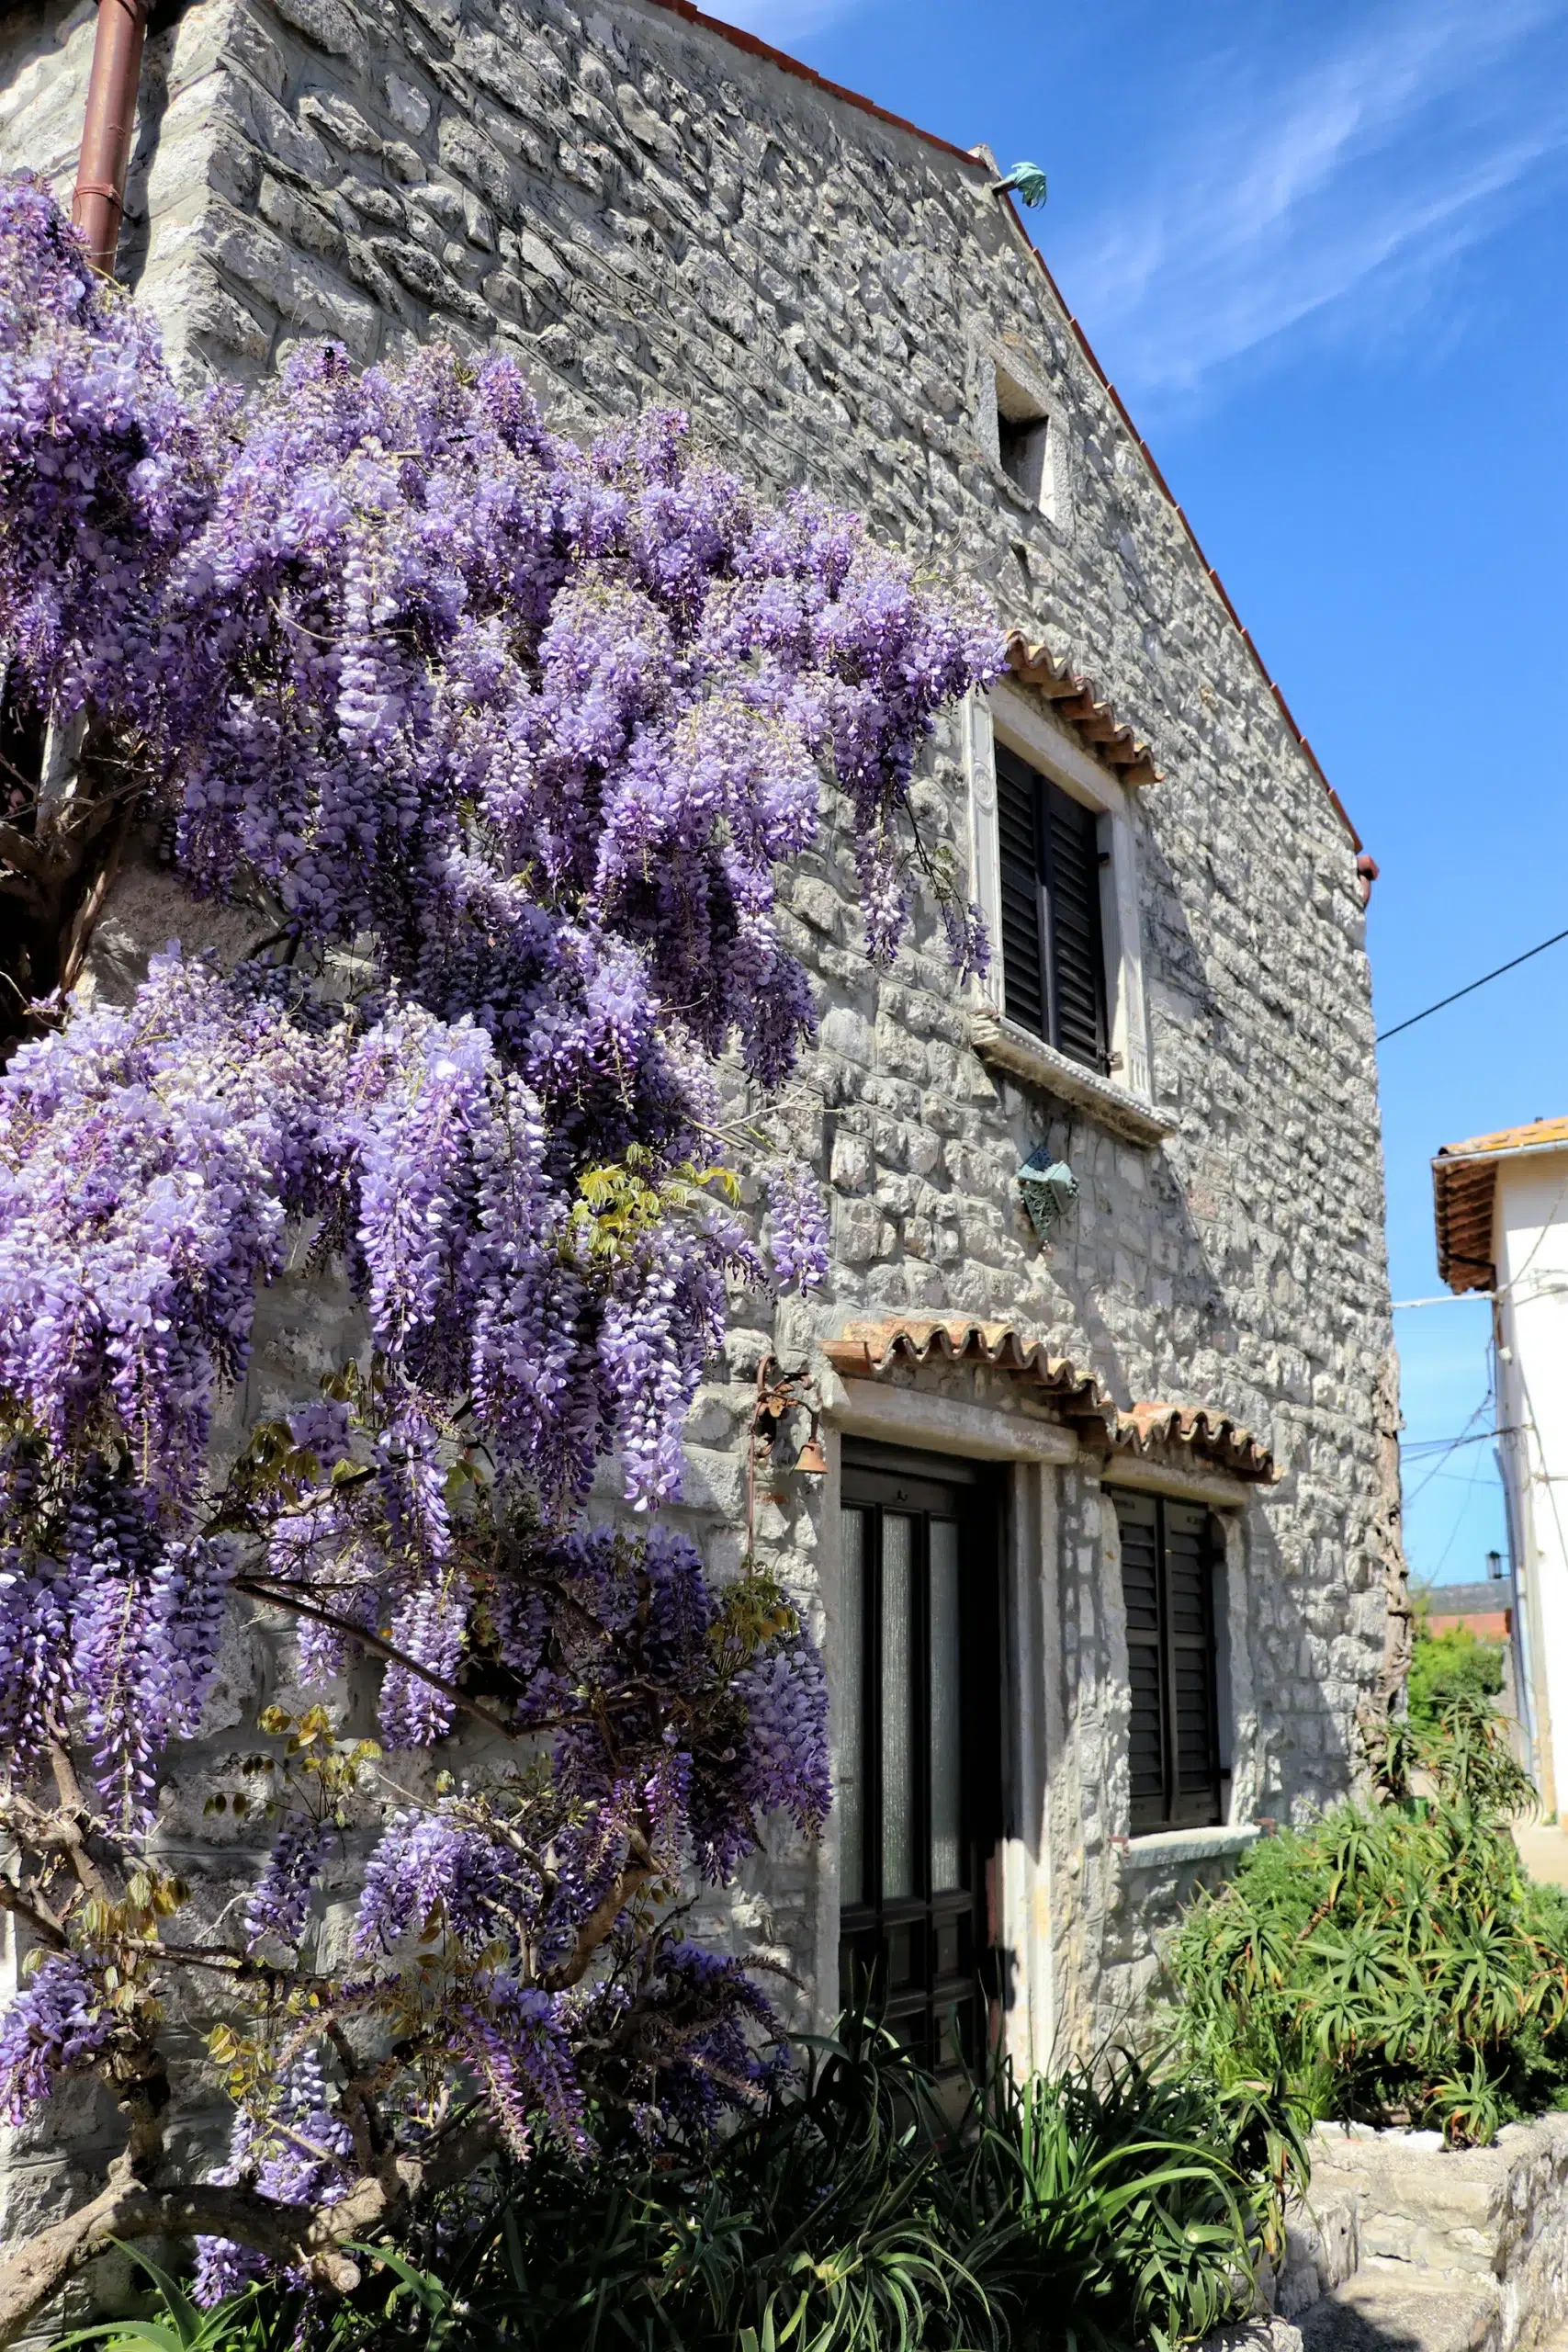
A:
1052 0 1568 407
696 0 867 47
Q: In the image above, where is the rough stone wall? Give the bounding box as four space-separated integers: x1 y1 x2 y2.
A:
1280 2118 1568 2352
0 0 1394 2175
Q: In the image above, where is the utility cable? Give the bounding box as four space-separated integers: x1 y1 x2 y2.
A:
1378 924 1568 1042
1428 1440 1494 1579
1404 1391 1495 1509
1402 1425 1518 1458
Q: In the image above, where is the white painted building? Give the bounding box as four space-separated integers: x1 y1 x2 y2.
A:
1435 1116 1568 1811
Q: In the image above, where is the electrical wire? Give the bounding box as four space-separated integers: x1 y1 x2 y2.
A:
1402 1426 1517 1458
1403 1392 1495 1508
1427 1440 1495 1580
1378 923 1568 1043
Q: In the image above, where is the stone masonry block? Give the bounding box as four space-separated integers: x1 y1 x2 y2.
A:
266 0 366 68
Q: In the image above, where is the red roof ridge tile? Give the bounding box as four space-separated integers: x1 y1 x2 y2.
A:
637 0 990 170
821 1317 1273 1481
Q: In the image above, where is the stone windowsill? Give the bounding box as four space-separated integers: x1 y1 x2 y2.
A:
1120 1823 1261 1870
970 1011 1176 1146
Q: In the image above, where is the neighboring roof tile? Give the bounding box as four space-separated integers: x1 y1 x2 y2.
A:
1433 1116 1568 1294
1439 1117 1568 1159
822 1317 1273 1481
1414 1579 1511 1618
1003 634 1162 787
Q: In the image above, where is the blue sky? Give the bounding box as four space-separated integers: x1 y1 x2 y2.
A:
708 0 1568 1586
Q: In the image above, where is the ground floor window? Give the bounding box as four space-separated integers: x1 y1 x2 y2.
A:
1114 1488 1224 1832
837 1444 1002 2074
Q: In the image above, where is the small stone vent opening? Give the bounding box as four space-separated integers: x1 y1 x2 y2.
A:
995 364 1053 514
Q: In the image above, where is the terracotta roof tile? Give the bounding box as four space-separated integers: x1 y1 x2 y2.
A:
1438 1116 1568 1159
1003 634 1162 787
822 1317 1273 1481
1433 1115 1568 1295
640 0 989 170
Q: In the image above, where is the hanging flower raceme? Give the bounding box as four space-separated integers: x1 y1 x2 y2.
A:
0 176 1000 2320
765 1161 831 1295
0 175 217 715
0 1953 114 2125
191 2046 355 2304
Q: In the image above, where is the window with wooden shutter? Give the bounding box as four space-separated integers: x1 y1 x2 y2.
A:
994 744 1108 1071
1113 1490 1223 1834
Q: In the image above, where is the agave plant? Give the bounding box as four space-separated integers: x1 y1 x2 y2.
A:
1168 1697 1568 2145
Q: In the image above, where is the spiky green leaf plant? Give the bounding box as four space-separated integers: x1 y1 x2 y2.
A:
1168 1698 1568 2144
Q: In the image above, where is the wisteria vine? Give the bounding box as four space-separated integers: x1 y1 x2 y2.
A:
0 172 999 2331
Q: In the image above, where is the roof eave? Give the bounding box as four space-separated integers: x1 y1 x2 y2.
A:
823 1317 1274 1483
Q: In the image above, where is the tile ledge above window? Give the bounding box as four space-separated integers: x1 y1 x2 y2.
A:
970 1012 1176 1146
1121 1824 1261 1870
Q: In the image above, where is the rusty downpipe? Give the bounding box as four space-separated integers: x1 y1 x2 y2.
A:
72 0 150 278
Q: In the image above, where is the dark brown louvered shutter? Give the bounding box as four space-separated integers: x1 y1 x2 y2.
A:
1041 781 1107 1071
1117 1493 1168 1834
1114 1492 1222 1834
1164 1503 1222 1826
996 747 1046 1038
992 747 1107 1069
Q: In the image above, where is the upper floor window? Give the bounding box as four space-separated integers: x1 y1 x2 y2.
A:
993 361 1055 520
996 744 1108 1072
963 683 1159 1119
1114 1490 1224 1834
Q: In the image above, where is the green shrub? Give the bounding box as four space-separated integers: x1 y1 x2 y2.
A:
62 2028 1288 2352
1407 1618 1506 1731
1167 1699 1568 2146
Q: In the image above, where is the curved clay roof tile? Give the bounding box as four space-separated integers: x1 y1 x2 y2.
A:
822 1317 1273 1482
1002 633 1162 788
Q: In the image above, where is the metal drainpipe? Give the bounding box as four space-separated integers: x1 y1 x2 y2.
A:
72 0 150 279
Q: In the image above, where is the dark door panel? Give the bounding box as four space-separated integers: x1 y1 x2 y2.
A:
838 1445 1002 2077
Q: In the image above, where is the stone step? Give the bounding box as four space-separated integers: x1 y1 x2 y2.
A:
1300 2267 1501 2352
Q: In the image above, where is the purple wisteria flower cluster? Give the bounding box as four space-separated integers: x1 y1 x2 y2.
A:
765 1161 832 1295
0 175 999 2318
0 1954 114 2126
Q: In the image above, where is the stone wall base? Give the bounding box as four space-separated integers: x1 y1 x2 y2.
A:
1234 2118 1568 2352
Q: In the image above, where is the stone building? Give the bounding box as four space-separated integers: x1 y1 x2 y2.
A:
0 0 1396 2117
